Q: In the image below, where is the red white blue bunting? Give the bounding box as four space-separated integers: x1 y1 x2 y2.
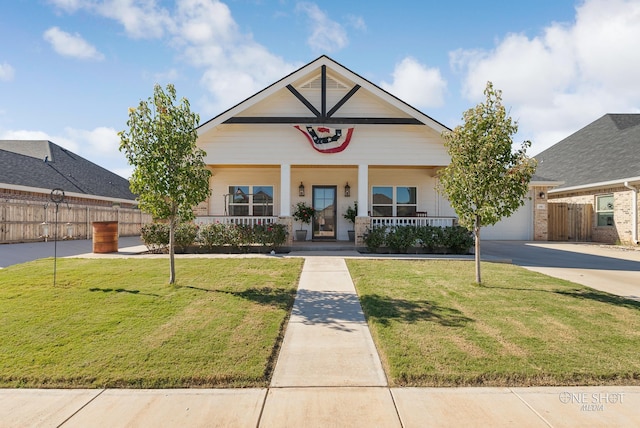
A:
294 125 354 153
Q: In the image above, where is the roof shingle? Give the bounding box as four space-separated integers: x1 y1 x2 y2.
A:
0 140 136 201
534 114 640 189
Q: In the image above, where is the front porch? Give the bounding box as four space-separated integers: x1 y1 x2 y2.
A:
194 215 457 247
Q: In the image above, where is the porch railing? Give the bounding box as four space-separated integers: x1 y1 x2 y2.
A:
195 216 278 227
370 217 457 228
195 216 456 228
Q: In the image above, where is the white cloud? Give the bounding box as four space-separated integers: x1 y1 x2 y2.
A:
380 57 447 109
450 0 640 153
47 0 89 13
170 0 297 114
346 14 366 32
64 126 121 157
43 27 105 60
43 0 299 114
95 0 174 39
49 0 173 39
296 2 348 52
0 62 15 81
175 0 237 45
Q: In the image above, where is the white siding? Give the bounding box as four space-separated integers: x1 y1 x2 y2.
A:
199 124 449 167
330 90 411 118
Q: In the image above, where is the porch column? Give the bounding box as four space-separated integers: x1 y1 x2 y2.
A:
280 164 291 216
358 164 368 215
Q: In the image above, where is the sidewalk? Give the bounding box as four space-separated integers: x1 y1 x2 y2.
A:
1 249 639 426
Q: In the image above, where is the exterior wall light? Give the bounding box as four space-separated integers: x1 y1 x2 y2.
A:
298 182 305 197
344 182 351 197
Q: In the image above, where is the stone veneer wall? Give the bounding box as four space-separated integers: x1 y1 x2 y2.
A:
549 185 638 244
354 216 370 247
278 216 294 246
532 186 550 241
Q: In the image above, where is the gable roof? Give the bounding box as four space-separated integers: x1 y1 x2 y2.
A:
0 140 137 203
535 114 640 190
197 55 449 135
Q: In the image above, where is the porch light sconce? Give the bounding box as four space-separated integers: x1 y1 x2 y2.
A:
298 182 305 197
344 182 351 197
539 191 546 199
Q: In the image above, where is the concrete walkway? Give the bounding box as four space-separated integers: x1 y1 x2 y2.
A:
1 243 640 426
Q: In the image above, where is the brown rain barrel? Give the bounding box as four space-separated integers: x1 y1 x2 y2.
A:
92 221 118 253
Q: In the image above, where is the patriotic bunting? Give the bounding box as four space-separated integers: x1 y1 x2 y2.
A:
294 125 354 153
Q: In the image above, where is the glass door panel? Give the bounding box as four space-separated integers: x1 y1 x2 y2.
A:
313 186 336 239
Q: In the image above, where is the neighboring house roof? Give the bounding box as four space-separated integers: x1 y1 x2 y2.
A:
535 114 640 191
197 55 450 135
0 140 136 203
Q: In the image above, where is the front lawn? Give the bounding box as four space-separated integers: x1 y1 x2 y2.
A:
0 258 302 388
347 259 640 387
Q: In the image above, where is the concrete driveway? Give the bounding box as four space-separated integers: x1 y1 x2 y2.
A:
0 236 144 269
482 241 640 301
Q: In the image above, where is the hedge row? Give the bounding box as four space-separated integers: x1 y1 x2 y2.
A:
141 222 473 255
141 222 288 253
363 225 473 254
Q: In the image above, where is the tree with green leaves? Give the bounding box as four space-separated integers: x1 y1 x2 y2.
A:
439 82 535 284
119 83 211 284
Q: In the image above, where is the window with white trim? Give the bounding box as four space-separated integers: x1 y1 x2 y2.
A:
228 186 273 216
371 186 417 216
596 194 614 226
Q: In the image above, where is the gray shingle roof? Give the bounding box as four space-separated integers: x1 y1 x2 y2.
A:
0 140 136 201
534 114 640 189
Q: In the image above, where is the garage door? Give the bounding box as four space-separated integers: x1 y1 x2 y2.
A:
481 192 533 240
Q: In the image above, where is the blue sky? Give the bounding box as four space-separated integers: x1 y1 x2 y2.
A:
1 0 639 178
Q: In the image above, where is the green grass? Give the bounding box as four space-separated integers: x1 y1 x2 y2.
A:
5 257 640 389
347 259 640 387
0 257 302 388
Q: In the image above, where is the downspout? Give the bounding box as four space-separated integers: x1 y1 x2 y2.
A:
624 181 639 244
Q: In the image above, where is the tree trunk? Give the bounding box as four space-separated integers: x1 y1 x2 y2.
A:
169 218 176 284
474 216 481 284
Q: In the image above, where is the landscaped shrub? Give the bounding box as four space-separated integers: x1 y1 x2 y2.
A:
175 223 198 253
363 226 387 252
197 222 288 252
140 222 169 253
199 223 241 249
253 223 288 249
141 222 198 253
363 224 473 254
385 225 418 253
415 225 444 251
441 226 474 254
198 222 227 248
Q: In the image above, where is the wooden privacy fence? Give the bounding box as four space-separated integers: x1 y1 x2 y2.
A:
548 202 593 241
0 201 152 243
